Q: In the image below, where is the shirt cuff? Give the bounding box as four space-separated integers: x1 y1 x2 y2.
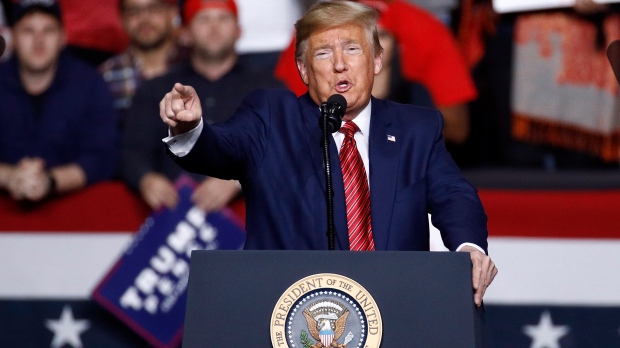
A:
162 119 203 157
456 242 486 255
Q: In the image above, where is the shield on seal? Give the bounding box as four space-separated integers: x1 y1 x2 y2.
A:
320 329 334 347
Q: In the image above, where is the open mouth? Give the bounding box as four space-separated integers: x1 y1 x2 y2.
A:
335 80 351 93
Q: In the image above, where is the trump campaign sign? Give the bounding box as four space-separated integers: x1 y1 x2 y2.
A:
92 178 245 348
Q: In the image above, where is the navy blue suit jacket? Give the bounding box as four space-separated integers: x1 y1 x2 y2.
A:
173 88 488 252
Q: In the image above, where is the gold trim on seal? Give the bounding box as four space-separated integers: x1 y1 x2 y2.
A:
270 273 382 348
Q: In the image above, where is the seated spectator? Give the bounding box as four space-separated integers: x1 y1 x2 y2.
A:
122 0 284 212
275 0 477 144
0 0 117 203
99 0 186 129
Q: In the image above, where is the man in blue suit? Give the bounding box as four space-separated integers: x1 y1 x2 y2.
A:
159 1 497 306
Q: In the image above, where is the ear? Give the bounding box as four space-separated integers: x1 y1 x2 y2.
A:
296 59 309 85
373 52 383 75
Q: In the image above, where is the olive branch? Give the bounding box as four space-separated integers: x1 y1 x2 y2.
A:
300 330 314 348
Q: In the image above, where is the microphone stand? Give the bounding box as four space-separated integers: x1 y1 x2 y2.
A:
320 95 346 251
321 103 337 250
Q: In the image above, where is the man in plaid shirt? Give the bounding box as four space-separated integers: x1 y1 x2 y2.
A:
99 0 186 129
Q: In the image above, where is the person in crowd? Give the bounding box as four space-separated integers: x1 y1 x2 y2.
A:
0 0 117 203
160 1 496 306
122 0 284 212
275 0 477 145
100 0 185 128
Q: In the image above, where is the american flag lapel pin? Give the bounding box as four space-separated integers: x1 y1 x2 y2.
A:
387 134 396 142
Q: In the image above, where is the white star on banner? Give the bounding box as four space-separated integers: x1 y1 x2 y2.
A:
523 311 569 348
45 305 90 348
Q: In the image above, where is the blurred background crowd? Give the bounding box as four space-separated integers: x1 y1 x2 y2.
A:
2 0 620 211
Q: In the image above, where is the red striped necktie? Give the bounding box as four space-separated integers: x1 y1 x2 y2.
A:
339 121 375 251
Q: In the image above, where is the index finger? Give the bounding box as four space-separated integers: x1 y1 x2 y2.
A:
173 83 192 97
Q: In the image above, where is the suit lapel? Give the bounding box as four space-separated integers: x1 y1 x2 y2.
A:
368 98 400 250
301 94 349 249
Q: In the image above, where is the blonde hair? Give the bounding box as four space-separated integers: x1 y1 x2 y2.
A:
294 0 382 62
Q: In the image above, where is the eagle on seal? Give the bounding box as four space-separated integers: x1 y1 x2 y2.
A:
302 307 349 348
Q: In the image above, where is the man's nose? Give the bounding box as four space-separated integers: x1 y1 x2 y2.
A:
333 50 347 72
33 32 46 46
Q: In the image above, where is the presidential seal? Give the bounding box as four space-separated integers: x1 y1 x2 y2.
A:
271 273 382 348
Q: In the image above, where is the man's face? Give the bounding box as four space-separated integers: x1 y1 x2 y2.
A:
297 24 382 120
189 8 239 62
13 12 64 73
122 0 176 51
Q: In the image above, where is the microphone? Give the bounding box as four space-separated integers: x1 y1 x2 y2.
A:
319 94 347 133
0 36 5 57
607 40 620 84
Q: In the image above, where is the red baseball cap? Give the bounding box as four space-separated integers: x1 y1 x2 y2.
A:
183 0 238 24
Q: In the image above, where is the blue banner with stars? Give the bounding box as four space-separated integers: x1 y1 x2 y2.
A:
485 305 620 347
2 301 620 347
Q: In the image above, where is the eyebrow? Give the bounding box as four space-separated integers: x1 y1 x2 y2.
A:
312 39 362 52
313 44 333 52
340 39 360 46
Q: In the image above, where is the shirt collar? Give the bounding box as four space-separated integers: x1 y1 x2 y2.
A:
346 99 371 136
